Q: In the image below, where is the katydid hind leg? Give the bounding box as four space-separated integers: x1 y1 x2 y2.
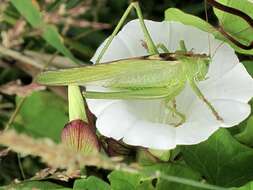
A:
95 2 158 64
189 80 223 121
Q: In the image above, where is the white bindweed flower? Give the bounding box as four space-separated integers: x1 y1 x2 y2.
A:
86 20 253 150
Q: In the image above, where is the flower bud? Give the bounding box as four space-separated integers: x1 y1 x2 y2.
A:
148 149 171 162
106 138 132 157
61 119 99 155
137 148 158 166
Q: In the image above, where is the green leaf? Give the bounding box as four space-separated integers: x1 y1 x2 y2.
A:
42 25 79 63
182 129 253 187
235 116 253 147
108 170 142 190
214 0 253 49
73 176 110 190
231 181 253 190
15 91 68 142
9 0 42 27
143 163 202 190
164 8 253 55
10 0 79 64
136 180 155 190
242 60 253 77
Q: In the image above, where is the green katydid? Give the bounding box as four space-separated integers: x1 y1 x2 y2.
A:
36 2 224 125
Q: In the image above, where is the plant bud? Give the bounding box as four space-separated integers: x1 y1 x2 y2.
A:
137 148 158 166
61 119 99 155
148 149 171 162
106 138 132 157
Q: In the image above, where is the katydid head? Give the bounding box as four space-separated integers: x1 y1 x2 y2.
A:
196 55 211 81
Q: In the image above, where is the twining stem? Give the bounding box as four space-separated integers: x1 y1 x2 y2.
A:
206 0 253 50
95 2 158 64
207 0 253 28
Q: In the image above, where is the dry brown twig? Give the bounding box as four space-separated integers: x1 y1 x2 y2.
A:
0 80 45 97
1 19 26 48
43 2 110 34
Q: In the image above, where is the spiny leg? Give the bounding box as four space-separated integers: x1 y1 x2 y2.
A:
165 99 186 127
189 80 223 121
95 2 158 64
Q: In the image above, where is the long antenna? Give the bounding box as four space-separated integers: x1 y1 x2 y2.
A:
204 0 212 56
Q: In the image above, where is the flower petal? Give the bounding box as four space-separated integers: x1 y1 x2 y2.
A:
176 122 218 145
200 63 253 102
166 21 210 53
96 101 138 140
188 97 251 128
207 43 239 79
211 99 251 127
90 35 132 63
123 120 176 150
86 86 119 116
